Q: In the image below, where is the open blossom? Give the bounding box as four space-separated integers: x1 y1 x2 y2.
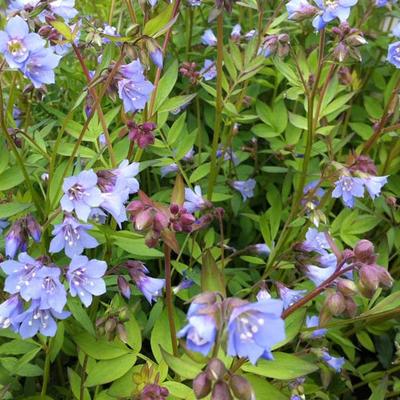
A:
305 263 336 286
118 60 154 113
230 24 241 40
286 0 318 20
0 295 23 331
312 0 358 31
49 215 99 258
0 16 45 69
48 0 78 20
102 24 120 43
184 185 208 213
136 273 165 303
161 163 178 177
321 351 345 372
332 176 364 208
276 283 307 310
303 227 330 255
200 59 217 81
61 169 103 222
362 175 388 199
306 315 327 338
388 42 400 68
232 179 256 201
227 299 285 364
67 256 107 307
16 300 70 339
201 29 217 46
35 267 67 312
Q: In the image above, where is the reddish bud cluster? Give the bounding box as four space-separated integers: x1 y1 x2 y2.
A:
127 121 156 149
179 62 200 84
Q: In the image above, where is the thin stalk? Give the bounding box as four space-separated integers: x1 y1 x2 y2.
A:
124 0 137 24
108 0 116 25
164 244 178 356
207 13 224 201
80 355 88 400
41 338 53 397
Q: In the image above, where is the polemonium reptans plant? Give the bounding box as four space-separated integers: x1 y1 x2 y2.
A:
0 0 399 398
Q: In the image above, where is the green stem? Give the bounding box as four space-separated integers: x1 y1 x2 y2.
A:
207 12 224 201
41 338 53 398
164 244 178 356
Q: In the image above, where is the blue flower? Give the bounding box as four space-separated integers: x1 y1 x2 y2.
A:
177 302 217 355
0 295 23 331
332 175 364 208
150 48 163 69
35 266 67 312
0 16 45 69
305 264 336 286
16 300 70 339
387 41 400 68
118 60 154 113
250 243 271 257
161 163 178 177
306 315 327 338
5 221 27 258
231 24 241 40
393 23 400 38
61 169 103 222
102 24 120 44
187 0 202 6
8 0 40 12
287 0 318 20
216 146 240 165
200 59 217 81
232 179 256 201
67 255 107 307
1 253 44 300
245 29 257 40
375 0 396 6
303 227 330 255
256 289 271 302
48 0 78 20
361 175 388 199
227 299 285 364
136 274 165 303
21 47 61 88
201 29 217 46
184 185 207 213
321 351 345 372
0 219 8 235
49 215 99 258
277 283 307 310
312 0 358 31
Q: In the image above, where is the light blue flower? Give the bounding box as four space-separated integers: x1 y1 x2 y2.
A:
332 176 364 208
35 266 67 312
49 215 99 258
306 315 327 338
67 255 107 307
136 275 165 303
48 0 78 20
287 0 318 20
303 227 330 255
184 185 207 213
393 23 400 38
0 295 23 331
232 179 256 201
0 16 45 69
161 163 178 177
201 29 217 46
231 24 241 40
150 48 163 69
361 175 388 199
200 59 217 81
61 169 103 222
227 299 285 364
312 0 358 31
305 263 336 286
322 351 345 372
388 41 400 68
277 283 307 310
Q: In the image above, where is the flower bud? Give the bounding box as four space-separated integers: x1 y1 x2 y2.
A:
206 358 227 381
354 240 376 264
105 318 117 335
337 279 358 297
170 203 180 214
211 381 233 400
135 209 154 231
117 276 131 299
193 372 212 399
153 212 169 232
375 265 393 288
326 291 346 316
344 297 357 317
358 281 375 299
230 375 254 400
359 264 379 292
117 323 129 343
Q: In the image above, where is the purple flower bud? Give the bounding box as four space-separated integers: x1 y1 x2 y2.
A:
286 0 318 21
211 381 232 400
118 276 131 299
193 372 212 399
206 358 227 381
5 220 27 259
140 384 169 400
359 264 380 292
353 240 376 264
326 291 346 316
336 278 358 296
230 375 255 400
150 48 163 69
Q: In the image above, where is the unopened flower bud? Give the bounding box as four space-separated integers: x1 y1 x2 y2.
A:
170 203 180 214
135 209 154 231
117 323 129 343
105 318 117 335
211 381 233 400
193 372 212 399
386 196 397 207
359 264 380 292
206 358 227 381
354 240 376 264
118 276 131 299
337 279 358 296
230 375 254 400
375 265 393 288
344 297 357 317
326 291 346 316
153 212 169 232
342 249 354 261
180 213 196 225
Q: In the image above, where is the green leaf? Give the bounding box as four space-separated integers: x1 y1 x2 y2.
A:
201 250 226 296
189 163 211 183
154 60 179 112
241 352 318 379
158 94 197 113
0 202 32 218
50 321 65 362
85 353 137 387
143 3 174 37
50 20 74 41
74 333 131 360
112 231 163 258
251 124 280 138
67 297 95 336
361 291 400 317
124 314 142 354
0 166 24 191
162 382 196 399
356 331 375 352
68 368 91 400
245 374 289 400
160 348 203 379
321 93 353 117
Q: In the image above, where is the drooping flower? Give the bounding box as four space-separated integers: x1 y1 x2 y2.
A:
187 0 202 6
149 47 163 69
227 299 285 364
184 185 209 213
232 179 256 201
5 220 27 259
321 351 345 372
244 29 257 40
230 24 241 40
16 300 70 339
1 253 44 300
136 274 165 304
361 175 388 199
200 59 217 81
49 215 99 258
48 0 78 20
201 29 217 46
0 295 23 331
312 0 358 31
66 255 107 307
332 175 364 208
0 16 45 69
305 263 336 286
387 41 400 68
216 146 240 165
177 298 217 355
35 266 67 312
118 60 154 113
305 315 327 338
60 169 103 222
161 163 179 177
303 227 330 255
276 283 307 310
250 243 271 257
286 0 318 20
256 288 271 302
392 23 400 38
